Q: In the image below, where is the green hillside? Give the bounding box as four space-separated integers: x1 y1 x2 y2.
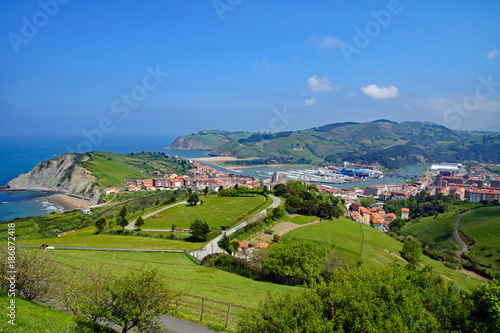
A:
285 218 481 289
80 151 193 187
400 212 459 249
50 250 296 331
459 206 500 278
171 120 500 169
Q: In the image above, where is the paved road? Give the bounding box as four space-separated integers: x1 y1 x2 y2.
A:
189 195 281 260
126 201 188 231
454 210 474 254
157 314 226 333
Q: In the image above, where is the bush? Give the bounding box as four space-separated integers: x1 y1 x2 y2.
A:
443 261 458 271
264 229 274 235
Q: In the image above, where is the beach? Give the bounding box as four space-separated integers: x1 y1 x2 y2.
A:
46 194 90 211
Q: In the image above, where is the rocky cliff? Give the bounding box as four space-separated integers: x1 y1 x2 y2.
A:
166 136 214 150
8 154 96 194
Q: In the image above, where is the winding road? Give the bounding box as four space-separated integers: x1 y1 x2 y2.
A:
454 210 473 254
189 195 282 260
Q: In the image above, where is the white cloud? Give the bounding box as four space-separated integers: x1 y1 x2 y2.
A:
308 75 337 92
487 49 499 60
346 92 356 98
361 84 399 99
311 35 340 48
304 98 317 106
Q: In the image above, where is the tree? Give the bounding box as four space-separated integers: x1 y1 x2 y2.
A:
170 196 176 203
445 219 455 236
218 234 231 254
203 186 209 196
239 265 453 333
0 246 59 301
263 240 327 285
119 206 127 220
467 279 500 332
187 188 193 196
360 196 376 208
53 263 111 323
134 216 144 230
329 195 340 206
317 202 338 220
189 219 210 241
155 198 159 207
95 217 106 234
238 289 326 333
389 217 405 231
187 193 199 206
401 239 422 267
117 217 128 231
106 268 179 333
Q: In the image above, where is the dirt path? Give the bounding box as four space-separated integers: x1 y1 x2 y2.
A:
249 220 323 243
459 268 490 282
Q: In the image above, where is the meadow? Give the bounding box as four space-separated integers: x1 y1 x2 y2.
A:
399 211 459 249
143 195 266 230
285 218 482 289
19 234 202 251
0 292 112 333
50 250 296 331
459 206 500 247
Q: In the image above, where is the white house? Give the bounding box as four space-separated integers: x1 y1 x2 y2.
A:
104 187 118 195
80 205 91 214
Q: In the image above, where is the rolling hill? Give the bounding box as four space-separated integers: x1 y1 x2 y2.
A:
168 120 500 169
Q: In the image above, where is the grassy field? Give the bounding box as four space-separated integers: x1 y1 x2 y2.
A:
278 214 318 225
285 218 482 289
19 234 203 251
0 292 112 333
399 212 459 249
50 250 296 331
459 207 500 247
458 207 500 277
143 195 266 229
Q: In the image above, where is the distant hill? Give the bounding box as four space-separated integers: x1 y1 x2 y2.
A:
167 121 500 169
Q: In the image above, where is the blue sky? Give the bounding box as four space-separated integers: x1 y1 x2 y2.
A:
1 0 499 142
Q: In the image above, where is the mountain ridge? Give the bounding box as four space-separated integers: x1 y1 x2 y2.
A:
167 120 500 169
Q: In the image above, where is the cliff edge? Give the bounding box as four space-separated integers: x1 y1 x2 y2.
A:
8 154 96 194
166 136 214 150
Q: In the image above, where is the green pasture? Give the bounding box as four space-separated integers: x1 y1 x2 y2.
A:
143 195 266 230
286 218 481 289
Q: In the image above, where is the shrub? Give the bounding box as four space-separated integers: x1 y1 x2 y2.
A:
265 230 274 235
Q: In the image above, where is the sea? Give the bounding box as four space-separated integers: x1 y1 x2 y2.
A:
0 134 425 222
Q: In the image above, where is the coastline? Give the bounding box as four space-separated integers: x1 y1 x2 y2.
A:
45 194 90 211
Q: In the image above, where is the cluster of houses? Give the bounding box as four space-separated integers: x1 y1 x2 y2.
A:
343 163 500 232
430 167 500 203
346 201 405 233
103 161 264 195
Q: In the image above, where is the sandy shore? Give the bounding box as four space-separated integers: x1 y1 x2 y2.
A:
46 194 90 211
192 156 242 163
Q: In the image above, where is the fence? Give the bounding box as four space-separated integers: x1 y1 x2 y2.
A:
171 293 250 331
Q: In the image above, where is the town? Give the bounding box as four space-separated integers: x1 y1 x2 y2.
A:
98 158 500 236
